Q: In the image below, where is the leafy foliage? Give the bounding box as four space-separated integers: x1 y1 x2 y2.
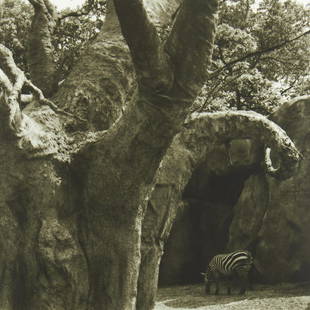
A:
0 0 106 79
0 0 309 114
193 0 310 115
0 0 32 72
54 0 106 80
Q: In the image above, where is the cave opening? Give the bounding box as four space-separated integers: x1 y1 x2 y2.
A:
158 162 256 286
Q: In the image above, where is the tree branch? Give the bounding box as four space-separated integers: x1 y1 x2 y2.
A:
186 110 302 179
165 0 219 99
280 77 299 96
0 45 25 86
58 0 107 21
59 10 89 20
0 44 83 158
27 0 58 97
71 2 220 307
0 44 26 134
0 69 13 94
210 30 310 78
195 71 245 113
233 30 310 66
0 44 84 124
113 0 172 91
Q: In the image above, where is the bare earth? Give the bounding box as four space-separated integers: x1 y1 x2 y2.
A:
155 283 310 310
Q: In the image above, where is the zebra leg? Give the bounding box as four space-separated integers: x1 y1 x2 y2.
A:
214 272 220 295
214 281 219 295
237 271 248 295
205 283 210 294
225 275 233 295
227 281 231 295
239 286 246 295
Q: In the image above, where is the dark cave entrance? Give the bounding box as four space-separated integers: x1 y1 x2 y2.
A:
158 163 255 286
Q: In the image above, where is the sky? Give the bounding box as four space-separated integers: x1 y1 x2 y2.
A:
51 0 308 10
52 0 82 10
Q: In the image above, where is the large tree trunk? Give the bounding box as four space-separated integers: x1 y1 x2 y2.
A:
0 1 301 310
0 0 218 309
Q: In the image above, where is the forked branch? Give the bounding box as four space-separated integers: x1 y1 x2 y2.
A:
0 44 83 123
166 0 219 99
0 44 27 134
0 44 80 158
113 0 173 91
113 0 219 102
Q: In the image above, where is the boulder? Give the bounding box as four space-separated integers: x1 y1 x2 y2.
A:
228 96 310 282
158 96 309 285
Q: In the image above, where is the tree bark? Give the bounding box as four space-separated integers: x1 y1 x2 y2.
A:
0 1 302 310
27 0 58 97
1 0 218 309
73 0 219 308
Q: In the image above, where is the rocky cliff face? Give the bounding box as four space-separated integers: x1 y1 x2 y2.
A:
159 96 310 285
228 96 310 282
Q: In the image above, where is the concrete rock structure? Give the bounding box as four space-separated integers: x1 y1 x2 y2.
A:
151 96 310 286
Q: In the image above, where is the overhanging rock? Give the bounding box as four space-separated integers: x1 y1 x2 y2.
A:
139 100 303 288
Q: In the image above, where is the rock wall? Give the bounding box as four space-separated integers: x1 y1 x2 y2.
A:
228 96 310 282
158 150 258 286
159 96 310 285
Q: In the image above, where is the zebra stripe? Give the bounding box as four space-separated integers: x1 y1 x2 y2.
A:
203 250 253 295
210 250 252 275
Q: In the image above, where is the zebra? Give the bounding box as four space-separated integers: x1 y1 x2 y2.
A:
201 250 253 295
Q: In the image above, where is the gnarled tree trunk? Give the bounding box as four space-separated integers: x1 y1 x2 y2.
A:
0 0 218 309
0 0 301 310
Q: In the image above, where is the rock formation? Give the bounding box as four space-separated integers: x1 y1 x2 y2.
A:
228 96 310 282
156 96 309 285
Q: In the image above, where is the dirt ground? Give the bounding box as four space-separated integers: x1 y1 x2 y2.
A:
155 282 310 310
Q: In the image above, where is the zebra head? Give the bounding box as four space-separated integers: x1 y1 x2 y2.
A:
201 270 210 283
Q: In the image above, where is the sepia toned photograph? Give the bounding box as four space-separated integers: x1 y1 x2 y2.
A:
0 0 309 309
